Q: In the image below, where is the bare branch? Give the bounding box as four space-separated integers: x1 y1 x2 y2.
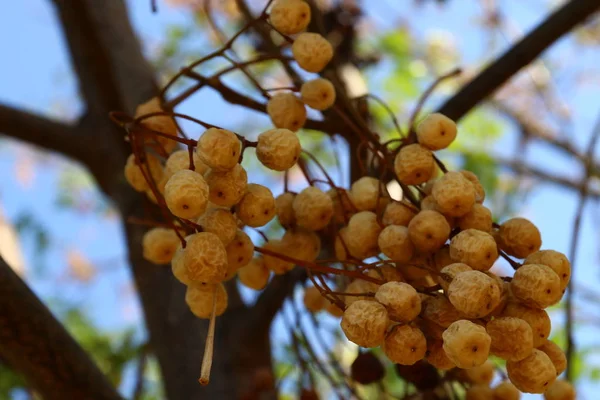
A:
0 103 95 163
0 256 122 400
438 0 600 121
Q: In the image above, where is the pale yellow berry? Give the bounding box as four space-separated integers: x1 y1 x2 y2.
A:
171 247 192 285
341 300 389 348
450 229 499 271
368 265 405 283
426 339 456 370
490 281 511 317
375 282 420 322
224 230 254 279
304 286 326 312
394 144 434 185
328 188 355 224
135 97 178 153
142 228 180 265
197 208 237 246
442 320 491 368
350 177 388 212
382 201 417 226
262 240 294 274
196 128 241 172
344 278 380 308
537 340 566 376
293 186 333 231
408 210 451 253
460 170 486 203
493 381 521 400
432 171 476 217
466 384 494 400
275 192 296 228
465 360 495 385
301 78 336 110
416 113 457 150
524 250 571 293
448 270 501 318
269 0 311 34
383 325 426 365
236 184 276 227
204 164 248 207
507 349 556 393
346 211 382 259
457 203 493 232
183 232 228 283
185 282 228 318
124 153 164 192
267 93 307 131
164 169 209 219
165 149 208 177
498 218 542 259
486 317 533 361
544 380 575 400
292 32 333 73
238 257 270 290
256 128 301 171
502 302 551 347
511 264 561 309
377 225 414 263
421 295 464 328
438 263 472 292
420 195 438 212
282 228 321 262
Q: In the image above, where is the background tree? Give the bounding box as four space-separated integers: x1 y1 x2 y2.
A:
0 0 599 399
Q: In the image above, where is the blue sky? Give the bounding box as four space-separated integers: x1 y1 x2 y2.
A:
0 0 599 398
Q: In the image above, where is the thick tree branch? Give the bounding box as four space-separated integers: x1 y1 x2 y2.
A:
0 256 122 400
437 0 600 121
0 103 93 165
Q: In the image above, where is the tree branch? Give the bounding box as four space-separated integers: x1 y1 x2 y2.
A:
437 0 600 121
0 256 122 400
0 103 94 165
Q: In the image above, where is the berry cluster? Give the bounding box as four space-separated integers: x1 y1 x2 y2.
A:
118 0 574 397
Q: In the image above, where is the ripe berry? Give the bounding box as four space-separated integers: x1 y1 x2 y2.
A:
442 320 491 369
464 360 495 385
383 324 427 365
135 97 178 153
197 208 238 246
269 0 311 35
544 380 575 400
196 128 241 172
486 317 533 361
492 381 521 400
382 201 417 226
524 250 571 292
267 93 307 131
341 300 389 348
394 144 434 185
498 217 542 258
142 228 180 265
506 349 556 393
301 78 336 110
426 339 455 370
416 113 457 151
502 302 551 347
182 232 228 283
293 186 334 231
449 229 499 271
537 340 566 376
262 240 294 274
465 384 494 400
378 225 414 263
256 128 301 171
204 164 248 207
165 149 208 177
350 176 388 212
457 203 493 232
432 171 476 217
124 153 164 192
407 210 451 253
448 270 501 318
164 169 209 219
185 282 228 318
345 211 382 259
437 263 471 292
375 282 421 322
282 228 321 262
510 264 561 309
460 170 486 203
275 192 296 228
224 230 254 279
238 257 270 290
235 184 276 227
292 33 333 73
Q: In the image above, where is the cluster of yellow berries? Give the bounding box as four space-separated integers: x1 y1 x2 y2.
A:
123 0 575 397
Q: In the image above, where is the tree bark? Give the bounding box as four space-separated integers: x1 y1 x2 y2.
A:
0 256 122 400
